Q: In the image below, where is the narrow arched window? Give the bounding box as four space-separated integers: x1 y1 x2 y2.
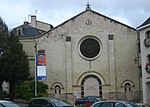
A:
146 31 150 38
144 31 150 47
147 54 150 63
55 85 61 94
124 83 131 92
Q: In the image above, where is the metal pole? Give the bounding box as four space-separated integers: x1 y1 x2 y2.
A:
34 43 37 96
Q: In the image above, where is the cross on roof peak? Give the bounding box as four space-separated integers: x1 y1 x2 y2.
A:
86 2 91 10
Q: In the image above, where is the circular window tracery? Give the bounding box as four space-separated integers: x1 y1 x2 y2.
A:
79 36 101 60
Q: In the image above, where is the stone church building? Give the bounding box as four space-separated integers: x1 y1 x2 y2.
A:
13 6 141 103
35 7 140 102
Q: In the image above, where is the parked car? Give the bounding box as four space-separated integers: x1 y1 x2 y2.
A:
91 100 138 107
0 100 20 107
26 97 74 107
136 103 147 107
75 96 103 106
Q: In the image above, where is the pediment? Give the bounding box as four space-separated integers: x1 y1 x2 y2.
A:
37 9 136 39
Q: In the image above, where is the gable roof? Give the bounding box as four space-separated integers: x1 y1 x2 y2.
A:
37 9 136 38
137 17 150 29
54 9 136 30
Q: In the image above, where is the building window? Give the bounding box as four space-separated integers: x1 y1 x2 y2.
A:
121 81 134 92
108 35 114 40
145 54 150 73
147 54 150 63
55 85 61 94
18 29 21 36
144 30 150 47
146 31 150 38
66 36 71 42
79 36 102 61
124 83 131 92
51 82 64 94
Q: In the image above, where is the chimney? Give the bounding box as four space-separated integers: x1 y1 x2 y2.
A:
31 15 36 28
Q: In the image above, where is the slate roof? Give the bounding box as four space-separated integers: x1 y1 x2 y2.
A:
13 23 41 38
137 17 150 29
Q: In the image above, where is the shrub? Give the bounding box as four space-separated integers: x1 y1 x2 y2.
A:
15 80 48 100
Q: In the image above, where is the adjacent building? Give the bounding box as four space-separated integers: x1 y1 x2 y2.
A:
137 17 150 105
13 15 53 77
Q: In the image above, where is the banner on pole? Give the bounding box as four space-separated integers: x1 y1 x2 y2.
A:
37 49 46 80
37 54 46 66
37 66 46 80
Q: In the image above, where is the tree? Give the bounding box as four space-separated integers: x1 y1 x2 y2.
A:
0 17 9 98
0 17 30 99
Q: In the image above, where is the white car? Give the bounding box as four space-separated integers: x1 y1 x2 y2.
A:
91 100 138 107
0 100 20 107
136 103 147 107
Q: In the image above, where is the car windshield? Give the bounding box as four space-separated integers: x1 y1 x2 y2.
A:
50 99 72 107
0 101 20 107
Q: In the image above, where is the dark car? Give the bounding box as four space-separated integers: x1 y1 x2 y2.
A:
75 96 102 106
26 97 73 107
0 100 20 107
91 100 138 107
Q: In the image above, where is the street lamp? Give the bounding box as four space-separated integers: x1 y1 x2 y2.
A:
34 43 37 96
134 57 138 64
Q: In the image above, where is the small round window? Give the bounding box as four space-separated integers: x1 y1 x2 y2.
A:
79 36 101 60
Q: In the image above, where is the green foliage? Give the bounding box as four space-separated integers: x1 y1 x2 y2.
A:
0 17 30 99
16 81 49 100
3 32 30 82
0 18 9 82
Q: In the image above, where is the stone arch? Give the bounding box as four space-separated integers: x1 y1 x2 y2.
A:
121 80 135 88
77 71 105 97
77 71 105 85
51 82 64 90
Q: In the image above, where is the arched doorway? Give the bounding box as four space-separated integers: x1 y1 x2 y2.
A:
124 83 132 100
51 82 64 99
121 80 134 101
81 75 102 97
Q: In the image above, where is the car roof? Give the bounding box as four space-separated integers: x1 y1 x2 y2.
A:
0 100 12 103
31 97 56 100
93 100 132 104
97 100 139 105
30 97 63 102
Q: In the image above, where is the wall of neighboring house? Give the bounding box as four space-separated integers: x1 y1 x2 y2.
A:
138 26 150 105
19 15 53 76
20 38 36 77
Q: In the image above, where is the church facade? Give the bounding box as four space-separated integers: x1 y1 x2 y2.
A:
34 8 140 102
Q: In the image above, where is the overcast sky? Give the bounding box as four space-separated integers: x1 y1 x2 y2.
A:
0 0 150 30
